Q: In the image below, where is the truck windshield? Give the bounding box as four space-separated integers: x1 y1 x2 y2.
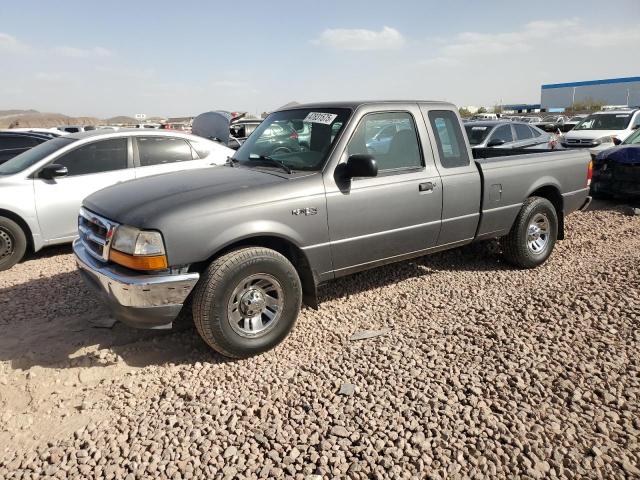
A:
464 125 492 145
232 108 350 172
574 114 632 131
0 137 76 175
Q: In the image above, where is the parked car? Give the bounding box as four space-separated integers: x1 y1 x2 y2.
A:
0 131 55 165
229 119 263 149
73 100 591 358
365 122 412 154
57 125 96 134
0 129 233 270
561 109 640 155
534 115 568 133
247 120 302 157
521 117 543 124
590 127 640 199
470 113 498 121
464 121 551 149
561 115 588 132
7 128 64 138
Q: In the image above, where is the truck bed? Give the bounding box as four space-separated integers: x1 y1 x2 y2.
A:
471 148 591 241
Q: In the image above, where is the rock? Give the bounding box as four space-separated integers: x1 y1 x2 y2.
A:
349 328 392 341
88 316 118 328
330 426 350 438
622 460 640 476
338 383 355 396
223 446 237 459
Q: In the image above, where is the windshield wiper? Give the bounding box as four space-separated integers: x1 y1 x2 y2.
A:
248 155 292 174
225 156 239 167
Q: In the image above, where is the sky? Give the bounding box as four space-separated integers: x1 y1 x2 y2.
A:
1 0 639 118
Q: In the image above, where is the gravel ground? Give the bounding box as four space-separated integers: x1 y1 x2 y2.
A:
0 201 639 479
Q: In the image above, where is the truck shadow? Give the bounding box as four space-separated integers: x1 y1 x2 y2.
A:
319 241 506 303
0 269 228 371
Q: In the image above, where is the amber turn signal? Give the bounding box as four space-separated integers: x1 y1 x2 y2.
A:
109 249 168 271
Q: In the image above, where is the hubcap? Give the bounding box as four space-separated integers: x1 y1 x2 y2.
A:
227 274 284 338
527 213 550 254
0 228 13 260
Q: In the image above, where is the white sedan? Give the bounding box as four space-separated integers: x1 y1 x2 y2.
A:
0 129 233 270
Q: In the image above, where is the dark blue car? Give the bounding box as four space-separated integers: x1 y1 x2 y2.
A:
591 128 640 199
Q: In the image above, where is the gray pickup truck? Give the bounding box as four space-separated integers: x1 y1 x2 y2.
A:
73 101 592 358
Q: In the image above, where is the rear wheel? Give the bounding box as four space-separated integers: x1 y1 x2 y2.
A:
192 247 302 358
0 217 27 271
501 197 558 269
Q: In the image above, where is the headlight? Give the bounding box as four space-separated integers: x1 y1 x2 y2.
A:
110 225 167 270
592 136 613 146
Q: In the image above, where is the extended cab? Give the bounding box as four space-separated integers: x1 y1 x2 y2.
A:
73 101 592 358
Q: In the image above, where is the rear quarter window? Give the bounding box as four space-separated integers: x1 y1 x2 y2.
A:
428 110 470 168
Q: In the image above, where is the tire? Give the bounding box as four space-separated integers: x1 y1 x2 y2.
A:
0 216 27 271
192 247 302 358
501 196 558 269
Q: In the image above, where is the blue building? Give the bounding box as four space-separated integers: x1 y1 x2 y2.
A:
541 76 640 110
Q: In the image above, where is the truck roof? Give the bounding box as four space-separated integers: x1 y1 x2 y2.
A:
275 100 456 111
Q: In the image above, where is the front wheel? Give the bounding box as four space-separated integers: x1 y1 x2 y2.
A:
0 217 27 271
501 197 558 269
192 247 302 358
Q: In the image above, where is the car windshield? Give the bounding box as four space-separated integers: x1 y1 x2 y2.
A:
232 108 350 172
574 113 633 131
623 128 640 145
464 124 492 145
542 116 557 122
0 137 76 175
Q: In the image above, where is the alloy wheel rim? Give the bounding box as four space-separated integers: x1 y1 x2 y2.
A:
527 213 550 254
0 228 13 260
227 273 284 338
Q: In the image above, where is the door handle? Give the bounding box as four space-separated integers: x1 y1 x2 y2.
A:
419 182 434 192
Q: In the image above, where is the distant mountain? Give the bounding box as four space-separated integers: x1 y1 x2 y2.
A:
0 109 40 118
0 110 165 129
104 116 138 124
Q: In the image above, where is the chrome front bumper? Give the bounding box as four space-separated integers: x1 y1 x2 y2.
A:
73 239 199 329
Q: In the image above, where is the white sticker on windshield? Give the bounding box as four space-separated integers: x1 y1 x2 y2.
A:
472 126 488 130
304 112 338 125
616 114 630 117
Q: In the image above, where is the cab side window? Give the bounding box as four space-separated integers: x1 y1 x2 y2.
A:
346 112 422 171
55 138 128 176
428 110 469 168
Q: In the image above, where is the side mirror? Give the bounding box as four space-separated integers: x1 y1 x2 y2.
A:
613 137 622 146
346 154 378 178
487 138 506 147
39 164 68 180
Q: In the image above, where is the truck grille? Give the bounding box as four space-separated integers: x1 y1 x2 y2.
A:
564 139 594 147
78 207 119 262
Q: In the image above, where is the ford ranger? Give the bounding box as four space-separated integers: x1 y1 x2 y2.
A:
73 101 592 358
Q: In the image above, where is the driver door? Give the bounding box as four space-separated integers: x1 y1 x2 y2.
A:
324 108 442 275
34 137 134 242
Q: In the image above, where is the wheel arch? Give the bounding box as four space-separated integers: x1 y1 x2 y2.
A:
527 185 564 240
192 234 318 309
0 208 34 252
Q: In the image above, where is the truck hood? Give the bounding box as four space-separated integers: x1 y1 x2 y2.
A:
595 145 640 165
564 129 623 141
83 166 286 227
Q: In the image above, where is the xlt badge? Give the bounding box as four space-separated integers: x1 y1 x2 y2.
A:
291 207 317 216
